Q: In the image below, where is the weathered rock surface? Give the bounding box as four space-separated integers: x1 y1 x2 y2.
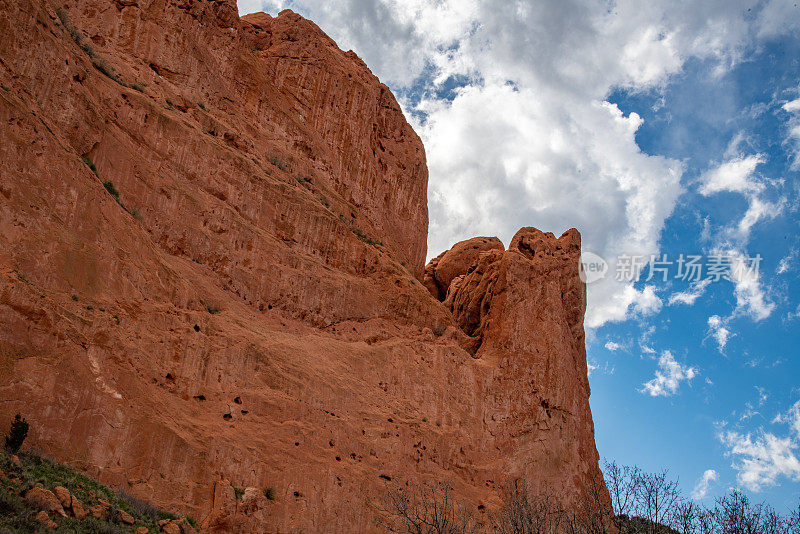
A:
423 236 504 301
25 487 67 517
53 486 72 509
0 0 608 531
36 509 59 529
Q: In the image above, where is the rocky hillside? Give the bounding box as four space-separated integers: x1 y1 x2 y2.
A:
0 0 608 531
1 448 197 533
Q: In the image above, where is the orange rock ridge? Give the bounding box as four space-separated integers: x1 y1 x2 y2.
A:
0 0 609 531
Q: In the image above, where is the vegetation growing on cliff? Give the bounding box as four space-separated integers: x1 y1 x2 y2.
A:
0 447 195 533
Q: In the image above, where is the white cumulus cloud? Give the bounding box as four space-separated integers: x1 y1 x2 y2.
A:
640 350 698 397
699 155 765 196
720 431 800 491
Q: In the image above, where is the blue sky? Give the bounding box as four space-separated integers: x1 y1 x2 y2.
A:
238 0 800 512
591 35 800 510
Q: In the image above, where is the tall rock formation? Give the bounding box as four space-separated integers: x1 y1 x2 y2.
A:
0 0 608 531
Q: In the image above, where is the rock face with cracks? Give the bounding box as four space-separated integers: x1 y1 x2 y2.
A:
0 0 608 531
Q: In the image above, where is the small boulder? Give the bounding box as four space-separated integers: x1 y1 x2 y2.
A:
136 528 150 534
424 237 504 300
53 486 71 508
72 496 88 520
35 510 58 529
25 487 67 517
91 498 112 520
10 455 21 466
118 509 136 525
91 504 109 520
161 520 182 534
241 486 265 513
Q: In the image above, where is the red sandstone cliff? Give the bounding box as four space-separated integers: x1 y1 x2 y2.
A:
0 0 608 531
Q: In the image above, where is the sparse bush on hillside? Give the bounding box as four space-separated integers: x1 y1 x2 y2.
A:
380 462 799 534
377 481 477 534
601 460 799 534
495 480 564 534
0 449 191 532
0 486 39 532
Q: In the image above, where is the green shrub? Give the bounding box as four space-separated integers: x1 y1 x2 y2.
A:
56 7 99 59
103 181 120 202
231 484 244 500
92 58 125 85
264 487 276 501
352 227 382 246
55 6 68 25
82 155 98 174
269 155 289 171
80 40 95 58
4 414 28 453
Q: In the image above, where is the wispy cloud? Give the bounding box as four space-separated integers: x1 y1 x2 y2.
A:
776 248 797 274
783 93 800 169
707 315 732 353
727 249 775 321
640 350 698 397
772 400 800 438
668 278 711 306
699 155 785 243
691 469 719 500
